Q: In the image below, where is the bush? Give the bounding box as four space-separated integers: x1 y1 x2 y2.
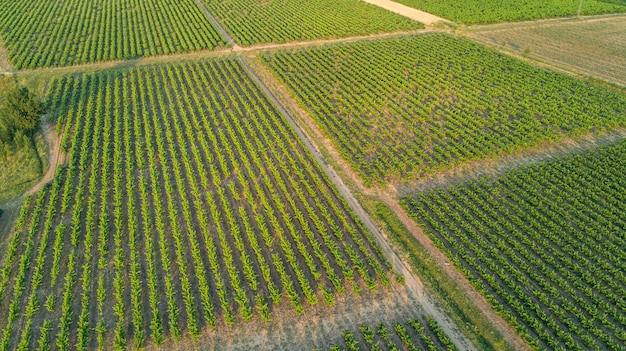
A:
0 87 44 144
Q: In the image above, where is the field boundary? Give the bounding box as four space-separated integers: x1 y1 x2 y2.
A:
396 128 626 196
462 12 626 33
463 15 626 88
464 33 626 90
1 28 436 77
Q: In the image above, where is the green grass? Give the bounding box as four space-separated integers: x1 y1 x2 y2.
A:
261 33 626 186
402 139 626 350
201 0 423 46
393 0 626 24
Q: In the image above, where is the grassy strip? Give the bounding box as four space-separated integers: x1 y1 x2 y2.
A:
367 199 512 351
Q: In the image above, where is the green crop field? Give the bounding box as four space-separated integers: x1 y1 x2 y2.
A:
0 0 226 69
402 139 626 350
393 0 626 24
329 316 457 351
0 58 392 350
261 34 626 186
200 0 423 46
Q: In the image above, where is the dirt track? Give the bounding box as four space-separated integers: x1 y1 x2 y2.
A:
25 114 64 197
362 0 449 25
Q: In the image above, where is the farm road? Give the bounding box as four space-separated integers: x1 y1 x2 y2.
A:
25 114 65 197
362 0 449 25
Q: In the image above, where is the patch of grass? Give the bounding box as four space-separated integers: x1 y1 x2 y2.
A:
0 131 47 202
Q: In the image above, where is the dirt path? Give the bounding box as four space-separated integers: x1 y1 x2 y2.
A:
241 56 476 351
193 0 240 49
362 0 450 25
24 114 64 197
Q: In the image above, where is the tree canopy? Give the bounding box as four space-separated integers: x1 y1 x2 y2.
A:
0 86 44 144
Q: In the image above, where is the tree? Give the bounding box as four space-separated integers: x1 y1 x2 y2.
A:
1 87 45 133
0 86 44 144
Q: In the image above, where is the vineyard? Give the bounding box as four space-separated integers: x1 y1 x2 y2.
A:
402 139 626 350
261 34 626 186
200 0 423 46
328 316 457 351
0 0 226 69
392 0 626 23
470 15 626 87
0 58 392 350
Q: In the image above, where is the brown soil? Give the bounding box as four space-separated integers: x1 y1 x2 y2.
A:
147 282 421 351
362 0 450 25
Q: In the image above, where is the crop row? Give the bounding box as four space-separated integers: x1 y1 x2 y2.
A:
402 139 626 350
393 0 626 24
328 316 456 351
0 58 390 349
201 0 422 46
0 0 226 69
261 34 626 186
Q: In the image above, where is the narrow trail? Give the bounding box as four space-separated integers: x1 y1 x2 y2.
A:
24 114 64 197
240 56 476 351
362 0 449 25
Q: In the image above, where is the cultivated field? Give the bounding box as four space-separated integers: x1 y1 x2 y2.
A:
0 0 226 69
261 33 626 186
468 15 626 87
392 0 626 24
329 315 456 351
200 0 423 46
0 58 394 350
402 139 626 350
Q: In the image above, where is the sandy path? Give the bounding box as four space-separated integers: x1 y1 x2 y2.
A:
362 0 449 25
